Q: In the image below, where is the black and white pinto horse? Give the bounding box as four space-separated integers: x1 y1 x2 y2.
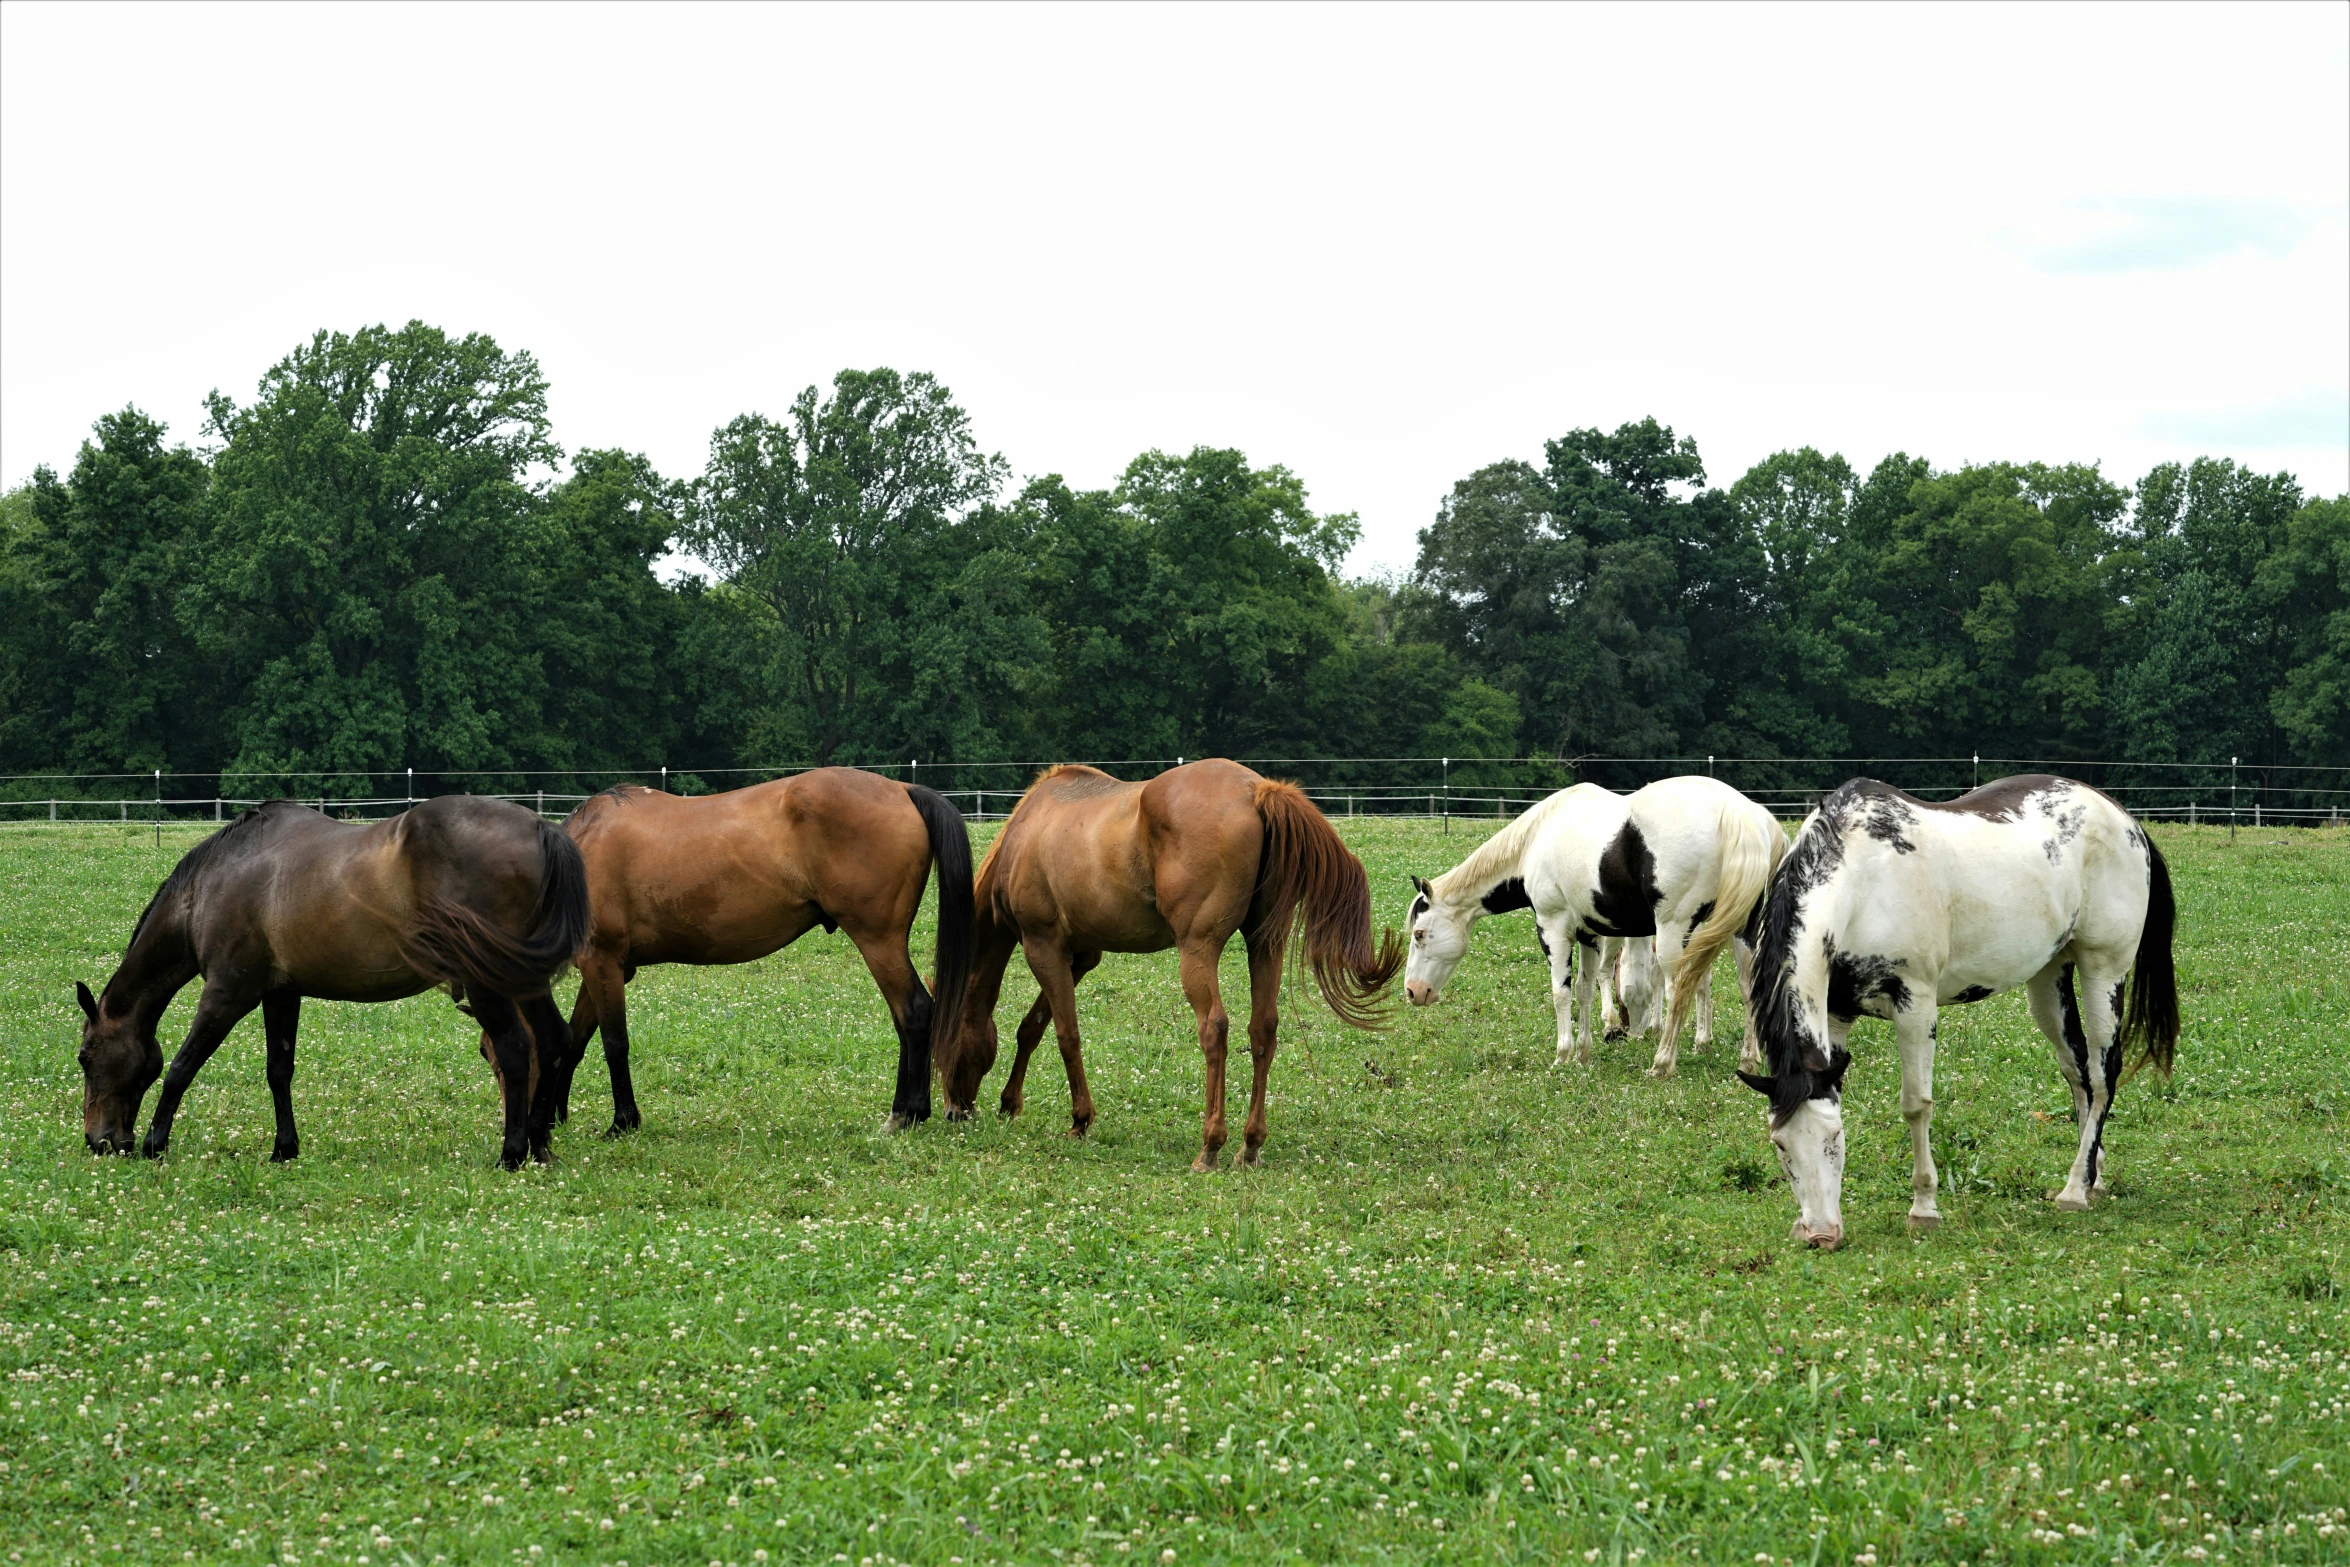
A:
1742 776 2179 1250
1403 776 1786 1075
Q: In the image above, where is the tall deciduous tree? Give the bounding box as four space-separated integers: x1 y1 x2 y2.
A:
0 410 213 774
191 323 561 790
686 370 1008 767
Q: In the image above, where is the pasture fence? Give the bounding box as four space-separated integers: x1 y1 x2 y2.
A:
1 754 2342 833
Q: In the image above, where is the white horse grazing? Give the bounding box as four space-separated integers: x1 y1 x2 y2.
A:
1742 776 2179 1251
1403 776 1787 1074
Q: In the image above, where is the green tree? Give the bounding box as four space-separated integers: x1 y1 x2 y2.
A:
2258 494 2349 764
0 410 214 775
685 369 1008 767
190 323 563 791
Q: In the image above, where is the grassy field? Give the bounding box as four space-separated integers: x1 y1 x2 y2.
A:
1 815 2345 1567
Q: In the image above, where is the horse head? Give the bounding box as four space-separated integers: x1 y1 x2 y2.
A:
76 980 160 1155
1402 875 1472 1005
1738 1044 1851 1249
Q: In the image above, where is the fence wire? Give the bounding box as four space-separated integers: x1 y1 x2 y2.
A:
3 754 2342 828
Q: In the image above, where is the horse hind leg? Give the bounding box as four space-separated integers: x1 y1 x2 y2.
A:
849 926 934 1131
1180 939 1234 1170
1897 1000 1942 1231
470 990 543 1170
2028 962 2112 1211
1237 938 1283 1167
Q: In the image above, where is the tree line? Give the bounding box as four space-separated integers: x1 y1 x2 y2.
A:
2 322 2342 808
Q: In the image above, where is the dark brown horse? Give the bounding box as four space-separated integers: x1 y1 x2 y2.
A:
76 796 588 1169
538 769 973 1134
936 759 1402 1169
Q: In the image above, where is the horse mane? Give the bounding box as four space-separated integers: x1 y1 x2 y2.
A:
1432 784 1586 902
1749 787 1857 1123
111 802 280 998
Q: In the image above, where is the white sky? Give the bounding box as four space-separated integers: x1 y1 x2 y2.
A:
3 1 2344 574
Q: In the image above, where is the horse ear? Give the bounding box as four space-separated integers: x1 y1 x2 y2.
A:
1819 1046 1853 1092
1736 1070 1775 1096
1411 875 1431 898
1800 1044 1832 1075
75 981 98 1022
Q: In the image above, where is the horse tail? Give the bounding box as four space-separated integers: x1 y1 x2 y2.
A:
906 783 975 1059
407 817 592 999
1249 779 1404 1030
2119 829 2180 1082
1662 796 1781 1052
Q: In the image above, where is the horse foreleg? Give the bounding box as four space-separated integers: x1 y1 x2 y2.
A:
1541 917 1579 1065
470 991 542 1170
1000 991 1051 1119
1023 938 1097 1138
140 980 259 1159
1179 940 1233 1169
1238 939 1283 1167
263 991 302 1162
575 953 640 1136
1897 1000 1942 1231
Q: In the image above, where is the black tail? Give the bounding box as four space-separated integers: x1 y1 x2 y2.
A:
2120 830 2180 1081
408 819 592 999
907 784 975 1059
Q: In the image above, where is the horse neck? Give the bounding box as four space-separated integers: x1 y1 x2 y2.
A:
1432 839 1525 917
106 896 199 1030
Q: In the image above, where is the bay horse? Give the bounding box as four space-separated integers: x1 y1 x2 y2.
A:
75 797 588 1169
934 760 1402 1170
537 769 973 1134
1742 775 2179 1250
1403 776 1784 1076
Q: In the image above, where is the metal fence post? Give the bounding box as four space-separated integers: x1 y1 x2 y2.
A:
2231 756 2238 843
49 799 56 822
1443 757 1450 835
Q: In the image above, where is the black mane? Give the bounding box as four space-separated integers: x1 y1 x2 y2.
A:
115 803 282 988
1749 784 1862 1123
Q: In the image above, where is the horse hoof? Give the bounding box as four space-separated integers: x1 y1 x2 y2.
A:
1066 1121 1092 1140
1190 1153 1218 1174
270 1142 298 1163
882 1112 917 1134
997 1101 1022 1120
1238 1147 1264 1168
943 1105 972 1123
1647 1063 1677 1081
1907 1213 1940 1234
1603 1027 1628 1043
2053 1189 2092 1212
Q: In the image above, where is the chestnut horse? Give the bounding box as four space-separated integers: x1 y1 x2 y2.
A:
936 759 1402 1170
76 796 588 1169
539 769 974 1134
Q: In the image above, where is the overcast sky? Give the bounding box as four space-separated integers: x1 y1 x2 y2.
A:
3 1 2344 573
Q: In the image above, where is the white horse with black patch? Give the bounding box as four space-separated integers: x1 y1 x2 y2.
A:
1402 776 1787 1074
1741 775 2179 1250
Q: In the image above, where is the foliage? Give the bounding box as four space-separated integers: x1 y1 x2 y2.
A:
2 820 2345 1562
4 324 2343 797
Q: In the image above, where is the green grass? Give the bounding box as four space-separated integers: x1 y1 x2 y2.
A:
2 817 2346 1567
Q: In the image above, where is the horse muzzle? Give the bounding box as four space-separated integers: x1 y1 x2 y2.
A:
86 1128 135 1156
1404 979 1437 1007
1797 1223 1844 1251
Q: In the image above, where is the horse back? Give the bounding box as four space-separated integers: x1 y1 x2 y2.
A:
572 772 933 962
182 803 434 1002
